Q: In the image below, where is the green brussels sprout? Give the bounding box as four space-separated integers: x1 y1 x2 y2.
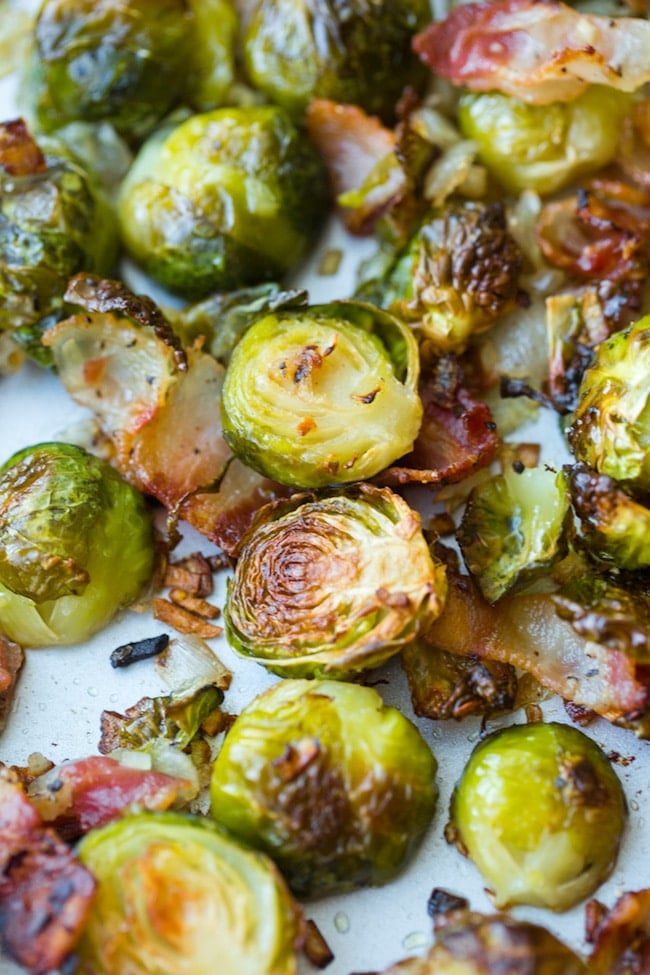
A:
242 0 430 122
568 315 650 496
0 119 118 356
76 812 301 975
0 442 156 647
458 87 629 195
224 484 446 678
185 0 238 111
449 722 627 911
569 462 650 570
456 466 571 604
25 0 195 142
220 301 422 487
363 201 526 354
117 106 328 299
210 678 438 898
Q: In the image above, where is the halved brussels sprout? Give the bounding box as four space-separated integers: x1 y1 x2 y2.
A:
0 119 118 358
449 722 627 911
117 106 328 299
210 678 438 898
220 301 422 488
242 0 430 122
458 87 629 195
569 462 650 570
76 812 301 975
224 484 446 678
25 0 195 141
0 442 156 646
568 315 650 496
456 466 571 603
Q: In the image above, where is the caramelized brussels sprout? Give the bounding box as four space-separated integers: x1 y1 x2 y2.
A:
0 119 118 358
457 466 571 603
242 0 430 122
224 484 446 678
210 678 438 898
569 462 650 570
449 722 627 911
76 812 301 975
568 315 650 496
221 301 422 487
25 0 194 141
117 106 328 299
369 201 526 354
458 87 629 195
0 442 156 647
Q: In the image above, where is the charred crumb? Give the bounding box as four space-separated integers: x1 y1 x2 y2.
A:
110 634 170 669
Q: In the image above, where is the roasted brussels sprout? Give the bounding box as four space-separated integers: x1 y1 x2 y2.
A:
242 0 430 122
0 442 156 647
210 678 438 898
449 722 627 911
117 106 328 299
224 484 446 678
569 462 650 570
76 812 301 975
221 301 422 487
367 201 526 354
568 315 650 496
185 0 238 111
457 466 571 604
458 87 629 195
25 0 194 141
0 119 118 358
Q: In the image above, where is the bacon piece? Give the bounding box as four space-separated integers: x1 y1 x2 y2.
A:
27 756 194 842
425 568 650 731
0 770 95 974
587 889 650 974
413 0 650 104
0 118 46 176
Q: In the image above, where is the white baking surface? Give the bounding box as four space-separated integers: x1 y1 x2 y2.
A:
1 22 650 975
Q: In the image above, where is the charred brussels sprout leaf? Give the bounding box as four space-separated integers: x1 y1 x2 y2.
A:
224 484 446 678
210 678 438 898
220 301 422 487
0 442 156 647
0 120 118 356
569 462 650 570
26 0 194 141
458 87 629 195
457 466 571 603
568 315 650 496
242 0 430 122
76 812 301 975
117 106 328 299
449 722 627 911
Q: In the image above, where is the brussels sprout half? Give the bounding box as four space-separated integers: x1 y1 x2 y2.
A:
457 466 571 604
117 106 328 299
568 315 650 496
224 484 446 678
26 0 194 141
76 812 301 975
449 722 627 911
0 442 156 646
220 301 422 488
458 87 629 196
210 678 438 898
569 462 650 570
242 0 430 122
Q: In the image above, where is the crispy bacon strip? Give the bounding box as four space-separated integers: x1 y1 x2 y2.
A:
425 569 650 730
413 0 650 104
26 756 195 842
0 771 95 974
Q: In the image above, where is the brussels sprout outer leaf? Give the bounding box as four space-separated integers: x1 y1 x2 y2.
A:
449 721 627 911
76 812 301 975
224 484 446 678
210 679 438 897
221 302 422 488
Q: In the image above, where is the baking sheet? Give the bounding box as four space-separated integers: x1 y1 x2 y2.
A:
1 18 650 975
